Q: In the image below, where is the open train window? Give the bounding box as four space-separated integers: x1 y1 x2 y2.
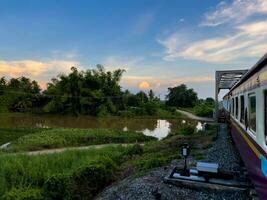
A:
248 94 256 133
240 95 245 123
235 97 238 119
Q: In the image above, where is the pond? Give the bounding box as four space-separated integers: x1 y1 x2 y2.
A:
0 113 203 140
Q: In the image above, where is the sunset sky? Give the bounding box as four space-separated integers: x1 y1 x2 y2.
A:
1 0 267 99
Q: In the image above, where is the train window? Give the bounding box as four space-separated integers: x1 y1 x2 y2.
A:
235 97 238 118
231 99 234 116
248 94 256 133
240 95 245 123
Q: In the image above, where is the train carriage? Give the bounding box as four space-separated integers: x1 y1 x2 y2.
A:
223 54 267 199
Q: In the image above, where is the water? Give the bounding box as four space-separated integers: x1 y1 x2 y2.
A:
0 113 202 139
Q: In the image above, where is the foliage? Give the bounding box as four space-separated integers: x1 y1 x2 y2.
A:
6 128 156 152
180 97 215 118
0 128 43 146
43 66 125 116
179 125 195 135
0 66 190 118
194 103 214 117
3 188 43 200
0 145 143 199
166 84 198 107
0 77 41 113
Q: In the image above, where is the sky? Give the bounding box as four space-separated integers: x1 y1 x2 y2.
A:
0 0 267 99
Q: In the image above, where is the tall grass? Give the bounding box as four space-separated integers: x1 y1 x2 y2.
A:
0 145 132 199
0 128 43 145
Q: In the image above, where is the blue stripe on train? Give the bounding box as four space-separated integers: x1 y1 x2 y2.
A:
260 155 267 178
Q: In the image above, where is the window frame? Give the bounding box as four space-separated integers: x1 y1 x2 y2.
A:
235 96 239 119
240 95 245 124
231 98 234 116
248 93 256 134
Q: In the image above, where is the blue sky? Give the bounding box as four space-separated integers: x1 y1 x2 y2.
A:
0 0 267 99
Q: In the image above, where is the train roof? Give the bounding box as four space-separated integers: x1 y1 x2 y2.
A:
226 53 267 96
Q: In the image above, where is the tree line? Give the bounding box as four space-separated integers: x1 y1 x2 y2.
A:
0 65 214 117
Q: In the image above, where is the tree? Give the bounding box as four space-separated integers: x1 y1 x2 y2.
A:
0 77 6 95
166 84 198 107
2 76 42 112
205 97 215 105
148 89 155 101
43 65 125 116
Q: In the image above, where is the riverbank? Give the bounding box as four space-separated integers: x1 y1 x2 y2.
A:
2 128 155 152
97 124 249 200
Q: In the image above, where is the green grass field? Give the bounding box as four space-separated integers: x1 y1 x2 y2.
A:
3 128 156 152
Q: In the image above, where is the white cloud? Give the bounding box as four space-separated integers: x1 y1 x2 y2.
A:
0 59 80 89
201 0 267 27
159 20 267 63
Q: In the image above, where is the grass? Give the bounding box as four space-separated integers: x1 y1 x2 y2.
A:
0 128 43 146
0 123 218 199
4 128 156 152
0 145 133 199
180 103 214 118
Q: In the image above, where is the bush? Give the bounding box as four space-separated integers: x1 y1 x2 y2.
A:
118 110 135 117
144 102 159 116
194 104 214 117
179 125 195 135
123 144 144 157
43 173 70 200
69 157 117 199
3 188 43 200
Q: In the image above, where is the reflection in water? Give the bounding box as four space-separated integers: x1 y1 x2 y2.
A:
196 122 203 132
142 120 171 140
0 113 203 139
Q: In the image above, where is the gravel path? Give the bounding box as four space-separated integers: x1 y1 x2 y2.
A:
96 124 249 200
176 109 214 122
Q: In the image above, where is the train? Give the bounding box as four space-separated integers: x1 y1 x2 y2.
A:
222 54 267 199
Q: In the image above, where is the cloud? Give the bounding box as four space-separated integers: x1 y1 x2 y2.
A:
131 13 155 34
0 59 80 89
159 20 267 63
103 55 143 71
201 0 267 27
138 81 150 90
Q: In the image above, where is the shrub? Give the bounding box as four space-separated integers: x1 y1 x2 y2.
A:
69 157 117 199
123 144 144 157
179 125 195 135
194 104 214 117
43 173 70 200
3 187 43 200
118 110 135 117
144 102 159 116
